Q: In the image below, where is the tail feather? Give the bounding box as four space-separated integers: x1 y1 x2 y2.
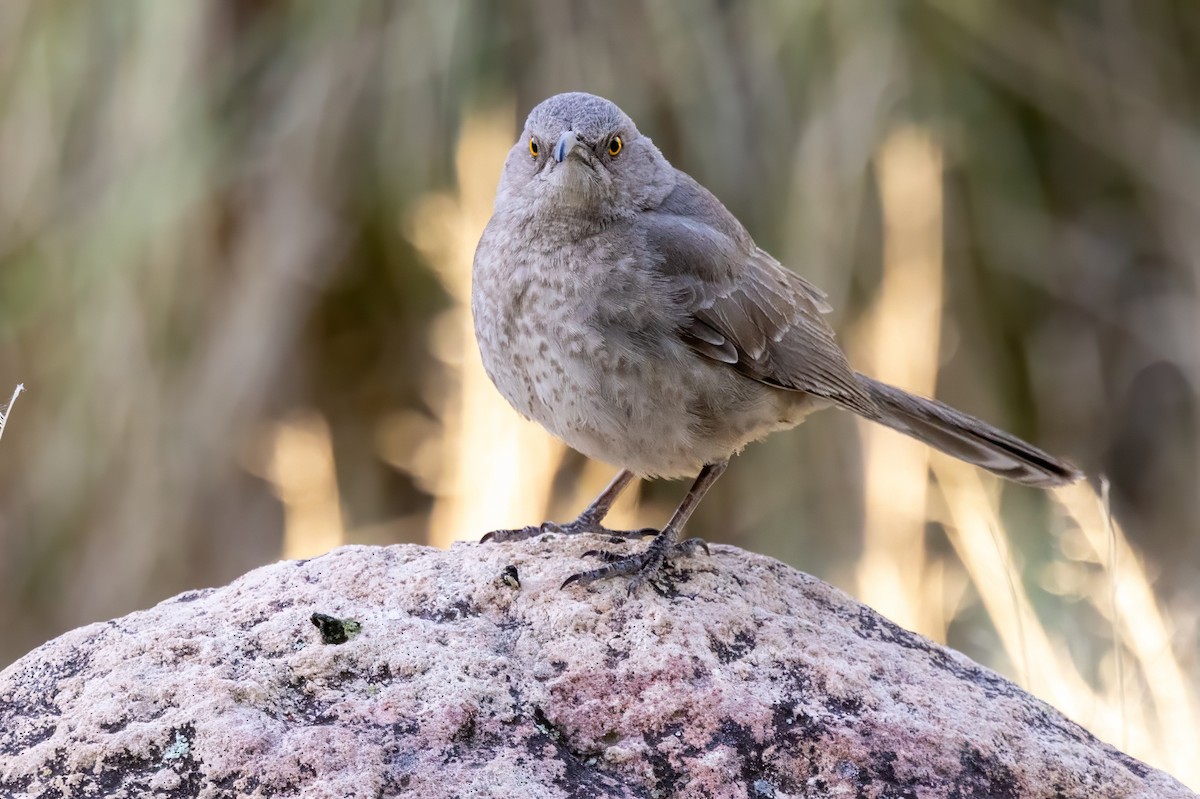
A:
856 374 1083 488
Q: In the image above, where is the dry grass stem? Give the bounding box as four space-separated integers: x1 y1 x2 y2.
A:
0 383 24 444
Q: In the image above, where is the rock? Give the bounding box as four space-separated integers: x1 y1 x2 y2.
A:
0 539 1192 799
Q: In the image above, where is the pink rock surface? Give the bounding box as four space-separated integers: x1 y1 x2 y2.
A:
0 539 1192 798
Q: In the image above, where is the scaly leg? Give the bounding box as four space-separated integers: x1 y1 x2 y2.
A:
482 469 656 543
561 459 729 593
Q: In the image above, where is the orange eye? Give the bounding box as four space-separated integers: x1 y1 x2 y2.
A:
529 138 539 157
607 136 623 157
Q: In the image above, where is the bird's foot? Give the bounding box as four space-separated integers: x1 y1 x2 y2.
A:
561 534 710 594
481 516 657 544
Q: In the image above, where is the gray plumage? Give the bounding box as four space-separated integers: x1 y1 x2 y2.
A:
472 92 1081 588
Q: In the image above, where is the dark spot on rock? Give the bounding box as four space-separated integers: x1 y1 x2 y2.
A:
778 659 821 702
168 641 200 661
0 718 56 753
332 668 359 685
50 723 206 799
723 717 804 795
273 676 340 726
213 772 267 795
642 716 803 797
707 628 757 663
522 707 635 799
368 662 394 684
857 750 923 797
603 643 625 669
948 745 1020 799
643 723 686 796
414 598 481 623
772 702 830 744
451 713 476 743
0 645 93 726
822 692 864 720
391 719 421 737
243 611 272 628
531 706 563 742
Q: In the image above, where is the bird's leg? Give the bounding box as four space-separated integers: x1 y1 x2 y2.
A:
482 469 656 543
562 459 729 592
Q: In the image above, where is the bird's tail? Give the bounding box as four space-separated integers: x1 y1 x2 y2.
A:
856 373 1082 488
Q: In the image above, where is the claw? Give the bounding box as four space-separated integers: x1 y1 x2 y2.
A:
480 525 546 544
559 534 705 593
581 549 630 563
559 572 584 590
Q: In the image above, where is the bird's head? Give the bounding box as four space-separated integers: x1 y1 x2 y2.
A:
494 92 675 225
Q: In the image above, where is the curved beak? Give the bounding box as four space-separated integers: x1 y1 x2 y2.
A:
553 130 579 163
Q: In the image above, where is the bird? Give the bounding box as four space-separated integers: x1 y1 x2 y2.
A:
471 92 1082 592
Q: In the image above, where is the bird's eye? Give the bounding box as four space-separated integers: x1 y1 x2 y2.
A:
607 136 623 157
529 138 539 158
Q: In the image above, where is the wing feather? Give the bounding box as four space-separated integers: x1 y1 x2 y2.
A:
645 171 877 416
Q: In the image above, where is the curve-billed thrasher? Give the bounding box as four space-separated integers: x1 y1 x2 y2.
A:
472 92 1081 591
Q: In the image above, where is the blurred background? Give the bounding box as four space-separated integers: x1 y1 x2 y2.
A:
0 0 1197 786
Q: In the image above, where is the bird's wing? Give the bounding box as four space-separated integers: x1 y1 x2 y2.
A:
645 172 877 416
